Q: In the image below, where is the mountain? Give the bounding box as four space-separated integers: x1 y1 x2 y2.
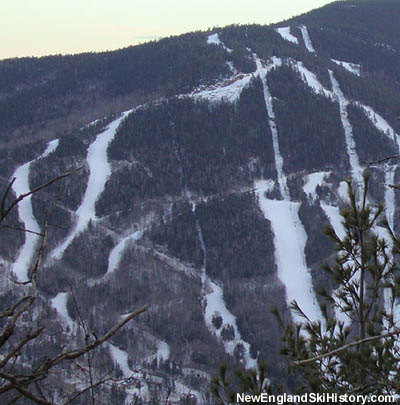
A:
2 0 400 403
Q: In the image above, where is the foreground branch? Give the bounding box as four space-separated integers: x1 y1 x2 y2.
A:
0 167 82 223
292 328 400 366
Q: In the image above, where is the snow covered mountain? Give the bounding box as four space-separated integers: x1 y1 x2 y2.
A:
2 0 400 402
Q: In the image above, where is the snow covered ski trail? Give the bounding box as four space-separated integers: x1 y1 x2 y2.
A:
50 111 132 261
254 55 289 199
329 70 364 193
253 55 323 325
299 25 315 53
193 204 257 369
275 27 299 44
11 140 59 282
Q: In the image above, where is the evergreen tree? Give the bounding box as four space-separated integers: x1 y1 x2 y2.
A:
211 173 400 400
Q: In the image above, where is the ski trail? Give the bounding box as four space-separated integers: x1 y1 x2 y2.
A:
193 204 257 369
331 59 361 76
295 62 333 98
256 183 323 324
320 202 352 326
357 104 400 150
103 230 143 281
50 292 76 333
207 32 232 53
49 111 132 261
381 165 400 325
295 61 399 164
191 73 253 104
254 55 289 199
11 140 59 282
329 70 364 193
253 55 323 325
299 25 315 53
275 27 299 44
108 343 150 404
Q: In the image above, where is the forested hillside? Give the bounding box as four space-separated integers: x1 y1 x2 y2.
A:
2 0 400 403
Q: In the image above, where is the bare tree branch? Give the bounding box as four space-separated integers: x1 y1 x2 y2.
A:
0 167 81 223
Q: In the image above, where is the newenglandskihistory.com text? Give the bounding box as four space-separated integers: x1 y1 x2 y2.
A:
236 393 396 404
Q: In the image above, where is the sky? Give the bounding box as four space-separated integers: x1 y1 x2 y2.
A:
0 0 335 60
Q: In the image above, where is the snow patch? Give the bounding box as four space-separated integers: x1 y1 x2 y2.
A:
332 59 361 76
11 140 59 282
299 25 315 53
50 111 132 261
275 27 298 44
303 172 331 201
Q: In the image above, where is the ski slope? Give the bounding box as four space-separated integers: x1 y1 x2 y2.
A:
254 55 289 199
11 140 59 282
50 292 76 333
50 111 132 261
193 205 257 369
332 59 361 76
329 70 364 192
275 27 299 44
191 73 253 104
257 190 323 324
299 25 315 53
253 55 323 325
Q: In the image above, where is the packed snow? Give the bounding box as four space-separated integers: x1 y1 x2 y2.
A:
50 292 76 333
207 33 221 46
299 25 315 53
256 190 324 324
331 59 361 76
329 70 363 193
11 140 59 282
254 55 289 199
275 27 299 44
49 111 132 261
303 172 331 201
191 73 253 104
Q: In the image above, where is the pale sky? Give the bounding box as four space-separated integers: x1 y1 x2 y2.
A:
1 0 334 60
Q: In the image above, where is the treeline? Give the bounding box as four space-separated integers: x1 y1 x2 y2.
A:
0 31 230 139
